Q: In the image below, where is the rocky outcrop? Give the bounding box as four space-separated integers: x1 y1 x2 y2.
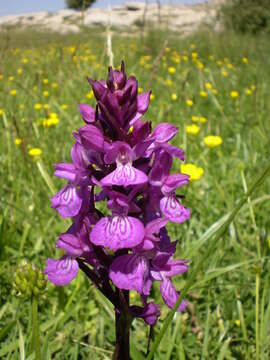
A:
0 2 219 34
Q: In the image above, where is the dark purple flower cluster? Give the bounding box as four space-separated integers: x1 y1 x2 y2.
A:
44 62 190 325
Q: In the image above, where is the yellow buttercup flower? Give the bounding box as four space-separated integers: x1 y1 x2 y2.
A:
171 93 178 101
0 109 4 116
51 82 58 89
43 79 49 84
17 68 23 75
28 148 42 157
87 91 93 99
168 67 176 74
199 116 207 124
43 104 49 110
221 69 228 77
242 57 248 64
205 82 212 90
230 91 239 99
181 163 204 181
235 320 241 327
245 89 252 96
43 90 50 97
186 124 200 135
211 88 217 95
200 91 207 98
150 94 155 101
204 135 223 148
192 115 199 122
165 79 172 87
14 138 22 145
251 84 256 91
34 103 42 110
182 55 188 62
191 52 198 60
138 87 143 94
186 99 193 107
10 89 17 96
9 76 14 81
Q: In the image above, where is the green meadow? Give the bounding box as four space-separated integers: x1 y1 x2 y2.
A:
0 26 270 359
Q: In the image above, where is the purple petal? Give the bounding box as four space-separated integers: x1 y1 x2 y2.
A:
44 256 78 286
90 215 145 250
130 303 160 325
104 141 133 164
162 174 189 194
137 91 150 113
87 78 106 101
78 103 95 123
160 195 190 223
57 233 83 256
161 143 185 161
54 163 76 182
109 253 151 295
78 125 104 152
152 123 178 143
51 184 83 218
163 260 189 277
101 164 148 187
160 278 187 312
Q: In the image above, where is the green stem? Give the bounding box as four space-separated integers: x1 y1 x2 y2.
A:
32 296 41 360
255 273 260 360
146 163 270 360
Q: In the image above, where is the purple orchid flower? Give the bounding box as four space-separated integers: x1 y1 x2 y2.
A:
45 63 192 356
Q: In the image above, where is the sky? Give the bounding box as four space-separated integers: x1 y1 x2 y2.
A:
0 0 204 16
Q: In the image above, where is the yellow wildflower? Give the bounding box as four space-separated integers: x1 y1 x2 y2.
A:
235 320 241 327
186 124 200 135
191 52 198 60
9 76 14 81
196 61 204 70
138 87 143 94
0 109 4 116
227 63 234 70
221 69 228 77
216 60 222 67
200 91 207 98
186 99 193 107
0 74 3 80
28 148 42 157
245 89 252 96
204 135 223 148
43 79 49 85
242 57 248 64
230 91 239 99
61 104 68 110
171 93 178 101
165 79 172 87
209 55 214 61
22 58 29 64
34 103 42 110
14 138 22 145
212 89 217 95
168 67 176 74
182 55 188 62
87 91 93 99
165 47 170 53
51 82 58 89
150 94 155 101
10 89 17 96
17 68 23 75
43 104 49 110
251 84 256 91
43 90 50 97
199 116 207 124
181 163 204 181
191 115 199 122
205 82 212 90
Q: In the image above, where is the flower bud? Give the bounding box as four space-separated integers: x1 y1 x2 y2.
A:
13 260 47 299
